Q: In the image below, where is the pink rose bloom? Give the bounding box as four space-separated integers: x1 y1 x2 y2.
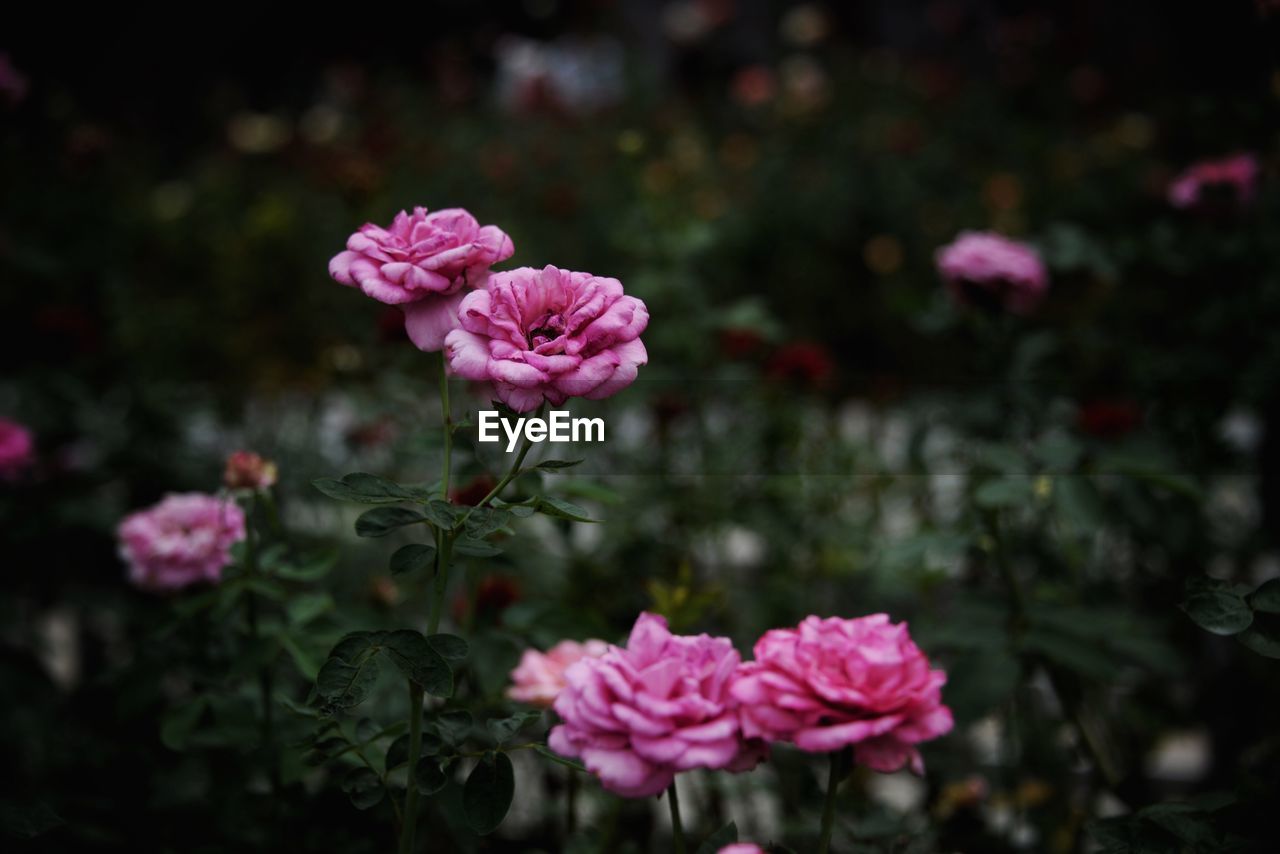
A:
719 846 765 854
445 265 649 412
508 638 609 707
935 231 1047 314
548 613 767 798
732 614 953 774
223 450 278 490
329 207 515 351
1168 153 1260 210
117 493 246 592
0 417 35 480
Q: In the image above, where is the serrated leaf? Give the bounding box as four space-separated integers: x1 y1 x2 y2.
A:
1249 578 1280 614
381 630 453 697
695 821 738 854
341 767 384 810
1180 590 1253 636
428 634 469 665
535 496 598 522
390 543 436 577
463 753 514 835
355 506 425 538
414 757 448 794
313 472 420 504
486 711 542 745
454 537 503 557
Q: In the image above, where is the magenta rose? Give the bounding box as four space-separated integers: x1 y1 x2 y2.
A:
0 417 35 481
117 493 246 592
508 638 609 708
935 231 1047 315
445 264 649 412
1168 153 1260 211
548 613 767 798
731 614 953 774
329 207 515 351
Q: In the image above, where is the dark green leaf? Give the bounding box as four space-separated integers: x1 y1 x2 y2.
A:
465 507 512 539
428 634 469 665
974 478 1033 509
286 592 334 627
486 711 542 745
313 472 420 504
1180 590 1253 636
422 499 462 529
355 506 425 538
381 630 453 697
1249 578 1280 614
271 552 338 581
414 757 448 795
386 734 411 771
696 821 738 854
535 496 598 522
454 537 503 557
390 543 436 577
316 634 381 713
463 753 515 835
1236 614 1280 658
341 767 384 810
491 497 537 518
435 710 474 747
531 458 584 471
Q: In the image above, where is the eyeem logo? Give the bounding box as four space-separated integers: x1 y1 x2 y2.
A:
478 410 605 452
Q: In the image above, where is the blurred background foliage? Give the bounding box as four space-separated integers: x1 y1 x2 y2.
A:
3 2 1280 852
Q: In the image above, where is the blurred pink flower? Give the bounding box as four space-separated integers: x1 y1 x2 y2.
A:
719 845 765 854
0 52 28 105
445 264 649 412
1168 153 1260 211
117 494 246 592
731 614 953 774
508 638 608 708
0 417 35 480
329 207 514 351
223 450 277 490
935 231 1047 314
549 613 767 797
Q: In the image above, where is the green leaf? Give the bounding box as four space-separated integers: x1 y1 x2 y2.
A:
414 757 448 795
381 630 453 697
341 767 384 810
491 497 537 518
1236 614 1280 658
287 592 334 627
422 499 463 529
1249 578 1280 614
160 697 207 751
271 552 338 581
313 472 421 504
463 753 515 835
428 634 469 666
434 710 474 748
531 458 584 471
695 821 738 854
279 633 321 680
355 506 426 538
390 543 436 577
386 734 410 771
0 802 65 840
974 478 1033 509
316 632 381 713
535 496 598 522
486 711 542 745
465 507 512 539
454 537 503 557
531 743 587 772
1180 590 1253 636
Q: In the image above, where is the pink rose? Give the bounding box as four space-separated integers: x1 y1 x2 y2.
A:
935 231 1047 315
117 493 246 592
445 265 649 412
329 207 515 351
731 614 953 774
548 613 767 798
719 846 765 854
0 417 35 481
508 639 609 708
1168 153 1260 211
223 450 277 491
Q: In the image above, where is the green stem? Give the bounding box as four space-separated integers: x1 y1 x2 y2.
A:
458 434 536 526
439 353 452 500
398 681 425 854
817 752 841 854
667 782 687 854
565 767 578 835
